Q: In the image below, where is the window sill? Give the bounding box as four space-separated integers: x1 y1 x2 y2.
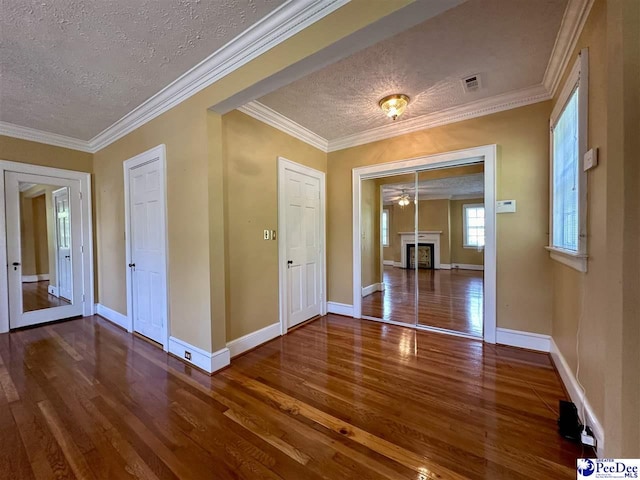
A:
545 246 588 273
463 245 484 250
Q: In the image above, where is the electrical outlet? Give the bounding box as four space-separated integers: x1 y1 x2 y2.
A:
581 427 596 447
263 229 270 240
184 351 192 361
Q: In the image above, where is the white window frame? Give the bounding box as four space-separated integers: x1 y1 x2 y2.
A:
546 48 589 272
381 208 390 247
463 203 485 248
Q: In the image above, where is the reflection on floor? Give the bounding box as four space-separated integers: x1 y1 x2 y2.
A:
362 266 483 337
22 281 70 312
0 314 586 478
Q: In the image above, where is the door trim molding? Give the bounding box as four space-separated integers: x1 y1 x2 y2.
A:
351 145 497 344
0 160 94 333
123 145 170 351
277 157 327 336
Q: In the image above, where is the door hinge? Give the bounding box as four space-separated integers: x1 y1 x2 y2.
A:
81 245 84 253
82 294 85 302
79 191 83 200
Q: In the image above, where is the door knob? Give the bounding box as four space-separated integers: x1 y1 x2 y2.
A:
287 260 293 269
64 255 71 259
12 262 20 271
128 263 136 268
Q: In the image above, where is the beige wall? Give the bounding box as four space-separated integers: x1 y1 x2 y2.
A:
327 101 553 334
20 193 37 276
0 135 93 172
450 198 484 266
19 188 52 277
361 178 381 288
550 0 640 456
32 194 49 274
550 0 608 437
91 0 409 352
222 110 326 342
384 200 451 264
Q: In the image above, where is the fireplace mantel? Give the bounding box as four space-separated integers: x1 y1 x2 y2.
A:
399 231 443 269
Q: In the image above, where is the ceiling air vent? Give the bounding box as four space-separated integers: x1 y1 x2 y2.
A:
462 74 482 93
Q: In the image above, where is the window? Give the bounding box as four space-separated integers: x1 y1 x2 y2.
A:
547 49 588 272
552 88 579 251
463 204 485 248
382 209 389 246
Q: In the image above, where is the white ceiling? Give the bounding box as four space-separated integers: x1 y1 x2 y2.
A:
0 0 285 140
258 0 568 140
382 173 484 204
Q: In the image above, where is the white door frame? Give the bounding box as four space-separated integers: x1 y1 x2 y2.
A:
277 157 327 335
352 145 497 344
0 160 94 333
123 144 170 351
52 186 69 300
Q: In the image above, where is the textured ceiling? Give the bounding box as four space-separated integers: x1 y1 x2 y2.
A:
0 0 285 140
258 0 567 140
382 173 484 204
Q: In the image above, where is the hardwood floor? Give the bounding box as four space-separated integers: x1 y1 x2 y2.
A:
22 281 71 312
0 314 588 479
362 267 484 337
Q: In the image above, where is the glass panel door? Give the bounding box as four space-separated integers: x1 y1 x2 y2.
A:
5 172 84 328
415 164 485 336
361 172 417 325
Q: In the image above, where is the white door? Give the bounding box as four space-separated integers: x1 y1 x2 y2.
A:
127 157 167 346
284 168 322 328
5 172 84 328
54 188 72 301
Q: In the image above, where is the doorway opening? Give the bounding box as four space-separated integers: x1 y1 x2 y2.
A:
353 145 496 343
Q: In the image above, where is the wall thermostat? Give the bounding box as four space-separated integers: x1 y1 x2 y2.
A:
496 200 516 213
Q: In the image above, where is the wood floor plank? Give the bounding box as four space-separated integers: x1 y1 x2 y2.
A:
0 314 588 479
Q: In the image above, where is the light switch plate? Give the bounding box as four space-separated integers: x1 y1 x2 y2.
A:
271 230 277 240
584 148 598 171
263 229 270 240
496 200 516 213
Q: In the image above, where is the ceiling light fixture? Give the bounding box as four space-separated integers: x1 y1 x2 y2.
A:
379 94 410 121
398 190 411 207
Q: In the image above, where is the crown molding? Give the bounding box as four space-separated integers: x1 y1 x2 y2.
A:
0 121 92 153
543 0 595 97
238 102 329 152
88 0 349 153
326 84 551 152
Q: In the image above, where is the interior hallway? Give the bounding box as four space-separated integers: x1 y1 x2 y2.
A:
362 267 484 336
0 314 586 479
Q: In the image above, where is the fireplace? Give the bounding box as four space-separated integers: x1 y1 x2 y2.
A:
406 243 435 269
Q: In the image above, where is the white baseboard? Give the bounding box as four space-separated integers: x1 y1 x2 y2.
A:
383 260 394 266
393 262 402 267
361 282 384 297
22 274 49 283
550 338 604 456
95 303 129 331
451 263 485 271
48 284 58 297
327 302 354 317
439 263 452 270
168 336 230 374
496 327 551 352
227 322 280 358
